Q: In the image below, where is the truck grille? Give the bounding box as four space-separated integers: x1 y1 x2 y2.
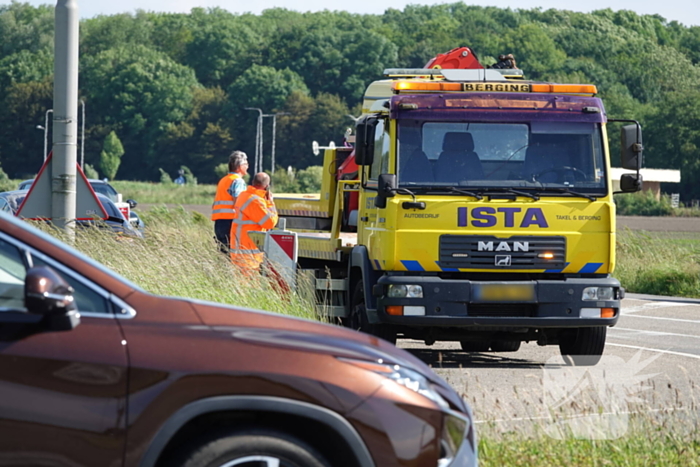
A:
439 235 566 270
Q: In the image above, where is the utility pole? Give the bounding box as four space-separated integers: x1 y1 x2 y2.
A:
53 0 79 235
245 107 263 174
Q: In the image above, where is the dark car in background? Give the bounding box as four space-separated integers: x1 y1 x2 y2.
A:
0 210 477 467
19 178 121 203
0 189 143 238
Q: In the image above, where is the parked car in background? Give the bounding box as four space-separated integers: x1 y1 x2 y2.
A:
0 189 143 238
18 178 141 229
0 209 477 467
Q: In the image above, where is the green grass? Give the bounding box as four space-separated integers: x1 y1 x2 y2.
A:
479 423 700 466
41 206 318 320
111 180 216 205
615 228 700 297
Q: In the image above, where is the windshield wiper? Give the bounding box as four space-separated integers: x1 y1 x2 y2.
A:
478 187 540 200
441 187 483 200
538 187 597 201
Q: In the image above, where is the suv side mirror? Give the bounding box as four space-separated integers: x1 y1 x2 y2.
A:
25 266 80 331
355 116 379 166
619 173 643 193
375 174 397 208
621 124 643 170
127 199 137 209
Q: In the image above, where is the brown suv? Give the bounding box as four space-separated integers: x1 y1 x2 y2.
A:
0 211 477 467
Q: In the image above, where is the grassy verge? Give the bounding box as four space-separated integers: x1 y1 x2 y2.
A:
110 180 216 205
479 421 700 466
616 228 700 297
44 205 317 320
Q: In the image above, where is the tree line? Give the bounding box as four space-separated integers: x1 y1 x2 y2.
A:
1 2 700 199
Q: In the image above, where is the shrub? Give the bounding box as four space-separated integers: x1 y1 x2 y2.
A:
614 191 673 216
0 163 14 192
158 168 173 185
214 163 228 179
83 163 99 180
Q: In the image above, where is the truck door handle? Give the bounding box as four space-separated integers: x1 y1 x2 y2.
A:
360 216 369 222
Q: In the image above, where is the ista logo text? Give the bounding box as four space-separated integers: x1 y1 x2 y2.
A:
457 207 549 228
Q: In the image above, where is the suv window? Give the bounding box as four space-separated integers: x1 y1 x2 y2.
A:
0 234 111 315
0 238 27 310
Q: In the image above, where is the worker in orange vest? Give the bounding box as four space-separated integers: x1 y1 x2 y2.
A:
230 172 279 271
212 151 249 253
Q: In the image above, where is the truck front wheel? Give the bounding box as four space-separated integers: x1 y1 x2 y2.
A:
350 282 397 345
559 327 607 365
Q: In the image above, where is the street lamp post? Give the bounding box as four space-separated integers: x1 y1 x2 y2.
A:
244 107 263 174
41 109 53 161
262 112 290 174
80 99 85 169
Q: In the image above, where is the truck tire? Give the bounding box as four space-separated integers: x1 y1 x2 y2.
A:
351 282 397 345
173 428 331 467
490 340 521 352
459 341 490 352
559 327 607 366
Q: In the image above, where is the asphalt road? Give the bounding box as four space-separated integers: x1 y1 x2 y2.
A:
399 294 700 436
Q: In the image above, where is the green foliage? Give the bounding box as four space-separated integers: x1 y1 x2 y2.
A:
2 3 700 204
111 180 215 204
99 131 124 180
614 191 673 216
214 163 228 179
159 168 173 185
83 163 99 180
270 165 322 193
0 162 13 192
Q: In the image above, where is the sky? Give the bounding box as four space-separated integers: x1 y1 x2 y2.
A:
21 0 700 27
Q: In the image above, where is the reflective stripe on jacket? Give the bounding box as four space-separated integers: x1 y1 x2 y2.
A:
229 186 279 269
211 173 242 221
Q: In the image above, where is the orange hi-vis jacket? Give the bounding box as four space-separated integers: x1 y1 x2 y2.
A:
211 173 243 221
229 186 279 269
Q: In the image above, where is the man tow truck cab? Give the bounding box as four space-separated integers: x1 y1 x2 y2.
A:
267 47 643 365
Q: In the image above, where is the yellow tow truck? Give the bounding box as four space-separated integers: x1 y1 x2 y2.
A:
260 47 643 364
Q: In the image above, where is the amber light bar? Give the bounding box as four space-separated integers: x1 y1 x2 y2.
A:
393 81 597 95
394 81 463 91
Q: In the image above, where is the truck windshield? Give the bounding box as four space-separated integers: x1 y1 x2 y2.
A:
397 120 607 195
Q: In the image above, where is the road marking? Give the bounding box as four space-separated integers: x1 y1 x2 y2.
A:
621 301 698 314
609 327 700 340
621 314 700 324
607 342 700 360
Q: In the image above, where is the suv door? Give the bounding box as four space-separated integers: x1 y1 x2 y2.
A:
0 234 128 466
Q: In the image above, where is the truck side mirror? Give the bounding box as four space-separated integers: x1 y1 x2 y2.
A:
375 174 397 208
619 173 643 193
621 124 643 171
355 116 378 166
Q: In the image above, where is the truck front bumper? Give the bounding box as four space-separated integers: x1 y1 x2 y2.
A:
372 276 621 328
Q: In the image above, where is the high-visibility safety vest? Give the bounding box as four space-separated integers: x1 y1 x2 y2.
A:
211 173 243 221
230 186 279 270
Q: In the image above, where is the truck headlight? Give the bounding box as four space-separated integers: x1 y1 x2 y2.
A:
387 284 424 298
582 286 614 300
338 358 447 409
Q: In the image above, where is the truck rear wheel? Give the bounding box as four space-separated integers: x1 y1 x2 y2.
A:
559 327 606 365
350 282 397 345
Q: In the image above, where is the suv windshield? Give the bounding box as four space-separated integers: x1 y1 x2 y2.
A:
397 120 606 195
